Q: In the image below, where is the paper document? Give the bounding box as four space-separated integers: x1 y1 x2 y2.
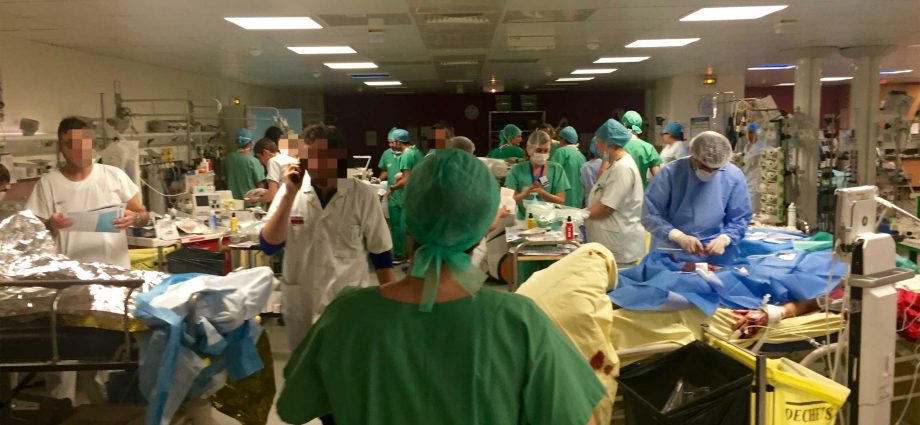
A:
63 205 124 233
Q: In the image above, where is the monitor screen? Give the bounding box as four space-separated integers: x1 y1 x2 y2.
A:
195 195 211 207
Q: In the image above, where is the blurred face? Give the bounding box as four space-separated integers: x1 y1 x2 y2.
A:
690 157 718 173
60 129 94 168
279 138 299 158
306 139 347 185
256 149 272 166
510 134 522 146
387 140 396 151
662 133 676 145
434 128 447 149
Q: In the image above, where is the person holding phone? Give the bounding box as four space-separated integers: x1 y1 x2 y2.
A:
259 122 394 349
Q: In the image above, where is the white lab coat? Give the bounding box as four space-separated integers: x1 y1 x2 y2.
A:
266 179 392 348
585 155 646 265
660 140 689 165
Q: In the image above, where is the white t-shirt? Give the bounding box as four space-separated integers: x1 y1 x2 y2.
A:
25 164 139 268
266 154 299 184
585 155 646 264
660 140 689 165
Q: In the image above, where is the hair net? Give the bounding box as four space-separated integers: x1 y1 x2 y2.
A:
747 123 760 131
595 119 631 147
662 122 684 139
689 131 733 169
589 138 600 157
498 124 522 146
393 128 411 144
559 126 578 144
622 111 643 134
525 129 552 153
235 128 253 148
446 136 475 154
405 149 500 312
387 127 398 141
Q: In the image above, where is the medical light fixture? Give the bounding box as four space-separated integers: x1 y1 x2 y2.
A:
880 69 913 75
364 81 402 86
288 46 357 55
626 38 699 48
324 62 378 69
556 77 594 82
225 17 322 30
572 69 617 75
680 6 788 22
774 83 795 86
594 56 650 63
820 77 853 82
349 73 391 79
748 64 795 70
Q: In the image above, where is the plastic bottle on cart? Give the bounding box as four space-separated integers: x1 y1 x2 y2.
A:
527 213 535 229
230 212 238 232
787 203 797 228
208 212 218 230
564 216 574 240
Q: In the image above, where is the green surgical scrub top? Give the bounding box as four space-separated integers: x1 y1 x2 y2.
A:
550 145 587 208
222 151 266 200
378 149 401 188
277 287 605 425
505 161 571 219
624 138 662 189
486 144 525 160
391 146 423 207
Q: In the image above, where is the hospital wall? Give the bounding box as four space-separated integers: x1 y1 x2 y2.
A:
324 90 645 164
0 34 320 136
744 85 848 124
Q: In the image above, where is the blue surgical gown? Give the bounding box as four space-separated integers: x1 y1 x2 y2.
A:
642 157 752 263
579 158 602 205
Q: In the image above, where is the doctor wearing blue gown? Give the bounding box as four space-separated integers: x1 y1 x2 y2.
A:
642 131 752 263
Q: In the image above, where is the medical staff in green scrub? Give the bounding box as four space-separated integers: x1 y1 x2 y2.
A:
486 124 525 159
277 149 605 425
550 126 587 208
505 130 570 219
379 127 404 257
620 111 661 189
387 129 423 261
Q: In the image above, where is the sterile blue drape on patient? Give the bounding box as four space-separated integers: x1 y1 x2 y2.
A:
610 231 848 316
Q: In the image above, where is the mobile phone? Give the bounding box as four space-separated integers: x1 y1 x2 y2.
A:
291 158 308 184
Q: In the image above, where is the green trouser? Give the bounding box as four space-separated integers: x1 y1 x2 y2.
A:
389 202 405 258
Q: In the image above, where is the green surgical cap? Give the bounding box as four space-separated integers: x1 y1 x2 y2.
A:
595 119 631 147
393 129 411 143
405 149 500 312
559 126 578 144
622 110 643 135
387 127 397 141
498 124 522 146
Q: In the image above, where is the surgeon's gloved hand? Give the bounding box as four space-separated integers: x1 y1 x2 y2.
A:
669 229 704 255
245 188 268 202
705 234 732 256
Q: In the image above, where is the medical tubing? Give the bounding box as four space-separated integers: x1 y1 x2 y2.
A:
141 178 186 197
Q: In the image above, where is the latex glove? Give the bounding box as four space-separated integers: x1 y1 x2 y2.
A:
669 229 704 255
48 212 73 231
112 209 139 230
245 188 268 201
705 234 732 256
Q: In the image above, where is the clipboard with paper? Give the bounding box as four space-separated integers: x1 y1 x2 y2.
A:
62 204 124 233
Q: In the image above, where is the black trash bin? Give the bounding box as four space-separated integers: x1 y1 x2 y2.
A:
166 247 226 275
617 340 753 425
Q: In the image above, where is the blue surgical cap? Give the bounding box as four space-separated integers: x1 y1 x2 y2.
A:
589 138 600 157
559 126 578 144
236 128 253 148
393 129 411 144
748 123 760 131
662 122 684 139
622 111 643 135
595 119 632 147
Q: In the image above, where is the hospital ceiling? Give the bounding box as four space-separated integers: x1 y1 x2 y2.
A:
1 0 919 93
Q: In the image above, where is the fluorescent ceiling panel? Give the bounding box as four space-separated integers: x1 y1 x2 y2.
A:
289 46 356 55
572 68 617 74
881 69 913 75
324 62 378 69
820 77 853 82
680 6 788 21
556 77 594 82
594 56 650 63
225 17 322 30
626 38 699 48
748 64 795 70
364 81 402 86
775 83 795 86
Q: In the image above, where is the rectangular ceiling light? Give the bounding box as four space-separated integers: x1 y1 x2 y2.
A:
324 62 378 69
556 77 594 82
572 68 617 75
775 83 795 86
594 56 650 64
680 6 788 22
626 38 699 48
881 69 913 75
364 81 402 86
748 64 795 70
225 17 322 30
349 73 391 79
820 77 853 82
289 46 356 55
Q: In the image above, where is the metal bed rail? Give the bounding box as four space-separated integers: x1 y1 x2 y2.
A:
509 239 580 292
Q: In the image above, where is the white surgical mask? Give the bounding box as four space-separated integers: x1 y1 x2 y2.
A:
695 168 715 182
532 153 549 165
